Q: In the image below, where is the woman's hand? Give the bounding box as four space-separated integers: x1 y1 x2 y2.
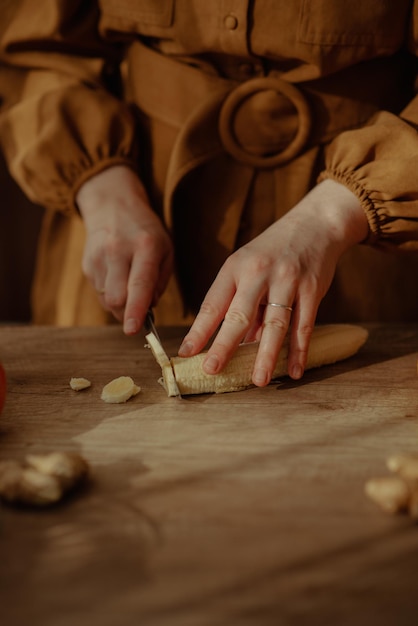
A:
76 165 173 334
178 179 369 385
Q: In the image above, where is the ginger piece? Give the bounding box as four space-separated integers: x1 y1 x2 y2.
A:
0 461 58 506
101 376 141 404
386 454 418 488
27 451 88 492
0 451 89 507
364 476 410 514
70 377 91 391
365 453 418 519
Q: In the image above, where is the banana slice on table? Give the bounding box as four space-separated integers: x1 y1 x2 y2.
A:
70 377 92 391
101 376 141 404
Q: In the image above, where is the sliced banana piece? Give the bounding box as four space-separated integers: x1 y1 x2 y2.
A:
101 376 141 404
70 377 92 391
146 332 181 397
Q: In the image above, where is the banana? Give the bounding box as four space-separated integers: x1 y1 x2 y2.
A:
146 324 369 396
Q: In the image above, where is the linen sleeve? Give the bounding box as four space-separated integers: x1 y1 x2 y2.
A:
0 0 138 215
318 5 418 252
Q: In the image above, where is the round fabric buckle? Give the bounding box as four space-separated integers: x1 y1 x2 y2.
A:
218 76 312 168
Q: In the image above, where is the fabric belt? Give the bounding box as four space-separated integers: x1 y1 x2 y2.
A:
127 39 400 169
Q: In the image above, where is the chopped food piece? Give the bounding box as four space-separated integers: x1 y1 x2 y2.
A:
0 451 89 507
146 333 180 397
386 454 418 488
101 376 141 404
70 377 91 391
27 451 88 491
365 452 418 521
364 476 410 514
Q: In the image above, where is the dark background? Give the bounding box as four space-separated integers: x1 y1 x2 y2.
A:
0 153 43 322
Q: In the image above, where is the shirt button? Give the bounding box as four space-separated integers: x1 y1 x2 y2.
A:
224 14 238 30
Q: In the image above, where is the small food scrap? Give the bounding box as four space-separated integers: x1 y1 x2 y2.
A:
386 454 418 488
100 376 141 404
0 451 89 507
70 377 92 391
364 476 410 514
365 453 418 520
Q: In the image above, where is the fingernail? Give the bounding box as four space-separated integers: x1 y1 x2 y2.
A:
178 340 193 357
253 368 269 387
203 354 220 374
124 318 139 335
291 364 303 379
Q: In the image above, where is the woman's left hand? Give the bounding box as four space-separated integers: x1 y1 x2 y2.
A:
178 179 369 386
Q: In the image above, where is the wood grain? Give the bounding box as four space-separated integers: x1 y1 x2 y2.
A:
1 324 418 626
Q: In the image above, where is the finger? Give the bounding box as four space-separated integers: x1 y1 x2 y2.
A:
123 255 160 335
286 293 318 380
251 300 294 387
81 232 108 293
83 257 107 297
152 249 173 307
97 290 125 323
93 254 129 323
243 304 265 343
103 256 129 312
200 284 264 375
178 270 237 357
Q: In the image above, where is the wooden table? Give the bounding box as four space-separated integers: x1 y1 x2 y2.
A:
1 324 418 626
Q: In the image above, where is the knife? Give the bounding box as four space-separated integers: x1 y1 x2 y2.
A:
144 308 162 344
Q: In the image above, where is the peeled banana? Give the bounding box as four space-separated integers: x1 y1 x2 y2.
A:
146 323 369 397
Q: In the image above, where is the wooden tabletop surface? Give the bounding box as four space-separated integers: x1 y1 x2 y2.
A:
1 323 418 626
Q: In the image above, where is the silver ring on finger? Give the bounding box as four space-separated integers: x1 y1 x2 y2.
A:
267 302 293 312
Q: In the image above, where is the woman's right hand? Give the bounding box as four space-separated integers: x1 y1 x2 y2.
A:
76 165 173 335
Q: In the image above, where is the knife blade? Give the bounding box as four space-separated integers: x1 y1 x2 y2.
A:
144 308 162 344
